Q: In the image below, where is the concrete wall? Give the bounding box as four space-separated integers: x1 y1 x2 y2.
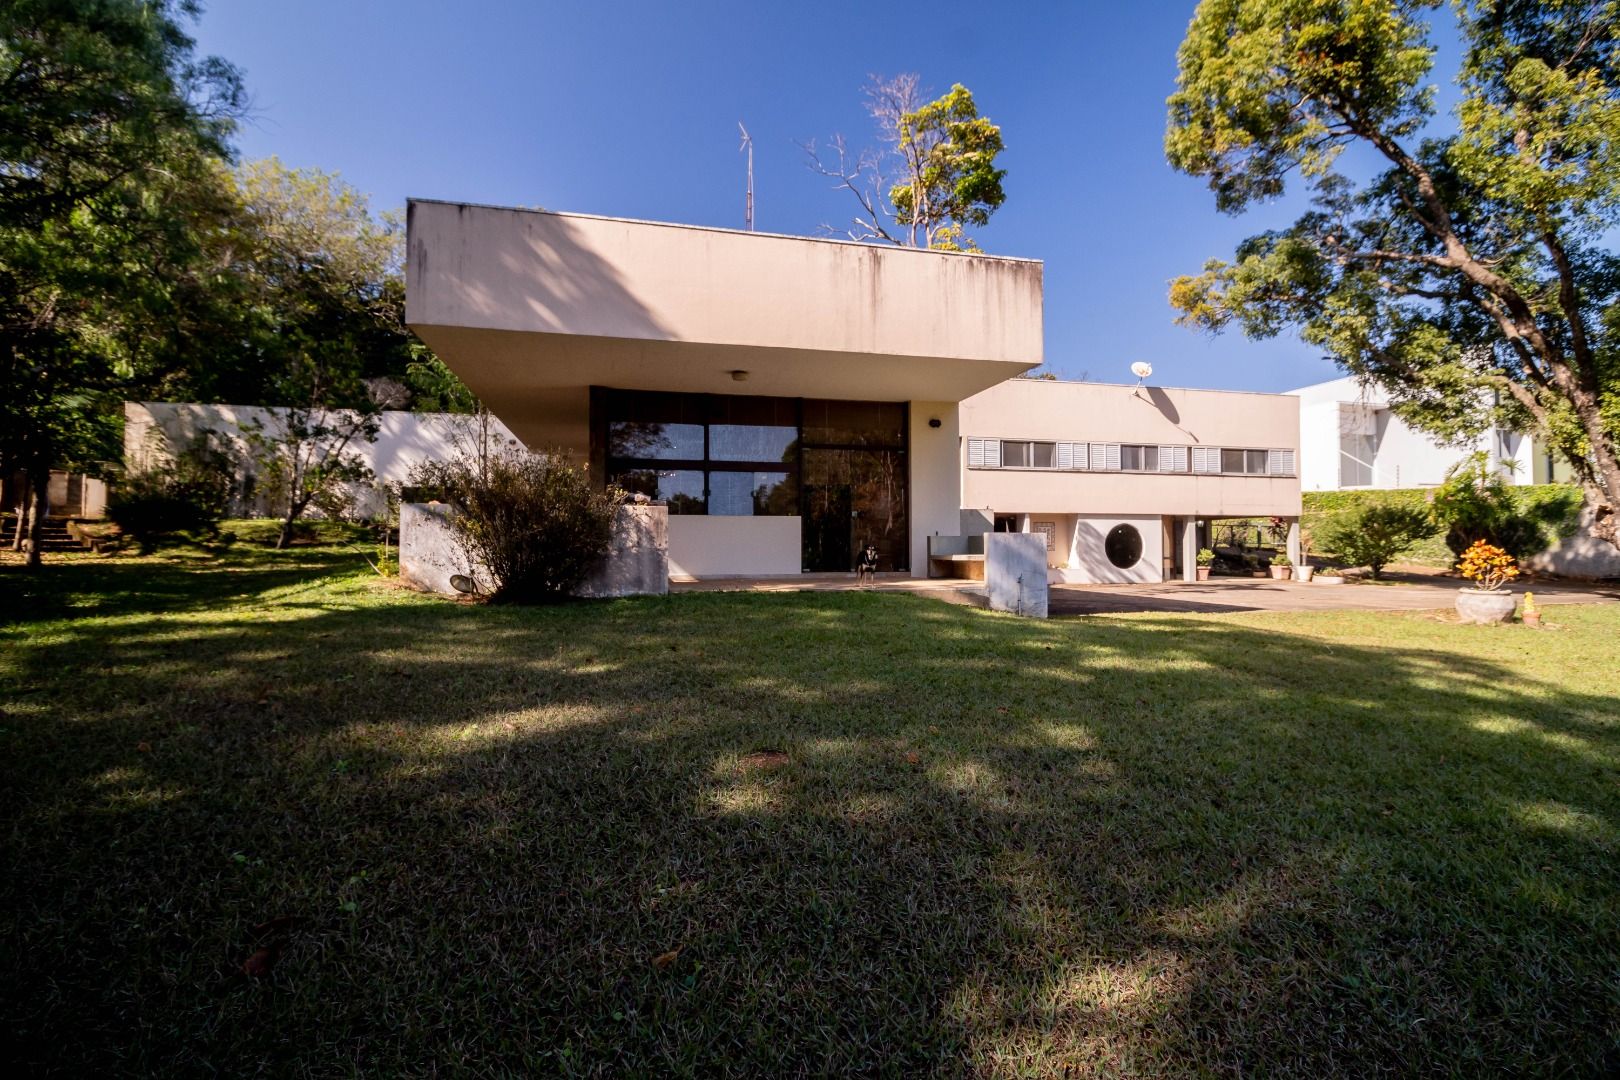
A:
985 532 1048 617
959 379 1301 519
1068 515 1164 584
576 505 670 597
398 502 491 595
407 201 1042 368
667 515 800 578
400 502 669 597
909 401 961 577
405 203 1044 450
126 402 519 519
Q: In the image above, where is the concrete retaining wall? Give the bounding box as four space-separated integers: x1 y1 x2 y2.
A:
399 502 668 598
984 531 1048 618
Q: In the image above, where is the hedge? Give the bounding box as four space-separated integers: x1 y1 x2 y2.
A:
1301 484 1583 569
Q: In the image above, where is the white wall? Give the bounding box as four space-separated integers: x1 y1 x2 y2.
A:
125 402 519 518
667 515 800 578
1288 376 1530 490
909 401 960 576
1065 515 1164 584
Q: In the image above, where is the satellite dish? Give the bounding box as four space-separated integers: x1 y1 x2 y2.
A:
1130 361 1153 381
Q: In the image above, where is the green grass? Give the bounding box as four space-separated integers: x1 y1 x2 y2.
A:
3 547 1619 1075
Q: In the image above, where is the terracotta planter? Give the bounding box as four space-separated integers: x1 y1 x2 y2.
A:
1455 588 1515 625
1522 610 1542 628
1295 565 1315 582
1269 565 1292 580
1196 566 1211 581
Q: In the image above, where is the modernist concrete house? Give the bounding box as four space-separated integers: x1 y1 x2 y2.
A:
958 379 1301 583
405 200 1301 585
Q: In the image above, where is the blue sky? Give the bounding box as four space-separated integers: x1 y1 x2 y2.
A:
192 0 1363 392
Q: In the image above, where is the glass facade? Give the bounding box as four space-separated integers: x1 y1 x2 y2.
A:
593 388 908 571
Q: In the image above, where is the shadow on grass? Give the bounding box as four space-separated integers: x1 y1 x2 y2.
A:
2 559 1617 1074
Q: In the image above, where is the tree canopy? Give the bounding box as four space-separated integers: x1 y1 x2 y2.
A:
806 75 1007 251
1166 0 1620 550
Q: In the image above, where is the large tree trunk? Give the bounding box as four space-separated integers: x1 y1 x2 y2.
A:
24 466 48 570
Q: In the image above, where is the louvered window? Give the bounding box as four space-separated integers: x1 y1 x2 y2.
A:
967 437 1000 468
1159 445 1188 472
1191 446 1220 473
1267 448 1296 476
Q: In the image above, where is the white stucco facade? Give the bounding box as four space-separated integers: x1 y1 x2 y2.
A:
1287 376 1533 491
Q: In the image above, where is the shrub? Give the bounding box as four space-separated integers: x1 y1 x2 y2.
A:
415 447 623 603
1429 453 1574 560
1322 503 1438 580
1270 551 1291 567
1457 539 1519 591
1196 547 1216 566
107 437 235 554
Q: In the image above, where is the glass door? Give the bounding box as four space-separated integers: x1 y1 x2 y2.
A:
801 448 907 572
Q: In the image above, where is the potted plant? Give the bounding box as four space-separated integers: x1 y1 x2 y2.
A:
1269 552 1292 580
1454 539 1519 624
1521 591 1542 628
1196 547 1215 581
1295 527 1315 582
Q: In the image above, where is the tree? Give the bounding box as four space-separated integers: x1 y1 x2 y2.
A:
1166 0 1620 553
1429 450 1578 557
1 0 242 567
244 403 378 549
805 75 1007 250
1323 502 1438 578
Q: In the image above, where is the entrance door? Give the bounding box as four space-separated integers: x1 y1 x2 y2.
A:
801 447 908 572
802 480 852 571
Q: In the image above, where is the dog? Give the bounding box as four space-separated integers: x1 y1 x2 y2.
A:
855 543 880 587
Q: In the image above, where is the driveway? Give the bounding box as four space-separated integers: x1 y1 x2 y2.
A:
1044 576 1620 616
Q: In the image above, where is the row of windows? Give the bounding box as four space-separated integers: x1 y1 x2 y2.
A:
968 438 1295 476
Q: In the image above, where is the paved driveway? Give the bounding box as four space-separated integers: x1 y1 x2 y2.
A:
1044 577 1620 616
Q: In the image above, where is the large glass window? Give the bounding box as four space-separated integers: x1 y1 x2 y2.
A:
709 424 796 463
709 471 797 516
608 421 703 461
597 389 907 570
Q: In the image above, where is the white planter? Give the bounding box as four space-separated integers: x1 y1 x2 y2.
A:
1455 588 1516 625
1295 565 1315 582
1314 574 1345 585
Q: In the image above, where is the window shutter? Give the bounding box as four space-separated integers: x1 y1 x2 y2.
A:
1268 448 1295 475
1192 446 1219 473
1055 442 1074 470
1088 443 1105 470
1104 443 1121 471
1159 446 1187 472
968 438 1001 468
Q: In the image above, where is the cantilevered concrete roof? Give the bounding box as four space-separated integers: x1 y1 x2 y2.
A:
405 201 1042 446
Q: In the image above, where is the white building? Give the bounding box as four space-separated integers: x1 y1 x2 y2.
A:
1287 375 1543 491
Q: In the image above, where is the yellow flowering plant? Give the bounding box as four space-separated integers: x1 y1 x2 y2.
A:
1457 539 1519 592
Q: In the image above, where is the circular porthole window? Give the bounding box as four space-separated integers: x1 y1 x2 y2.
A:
1104 523 1143 569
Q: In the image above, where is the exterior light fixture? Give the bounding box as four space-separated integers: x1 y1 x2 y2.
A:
928 417 942 428
729 369 750 382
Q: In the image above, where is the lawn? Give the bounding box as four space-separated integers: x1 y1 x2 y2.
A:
3 546 1618 1075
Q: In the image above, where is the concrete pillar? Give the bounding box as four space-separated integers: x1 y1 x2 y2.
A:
1286 520 1301 566
1180 518 1198 582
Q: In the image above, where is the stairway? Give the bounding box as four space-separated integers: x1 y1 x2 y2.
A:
3 517 86 552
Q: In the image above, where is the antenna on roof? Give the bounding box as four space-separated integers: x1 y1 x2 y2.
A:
738 122 754 231
1131 361 1153 388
